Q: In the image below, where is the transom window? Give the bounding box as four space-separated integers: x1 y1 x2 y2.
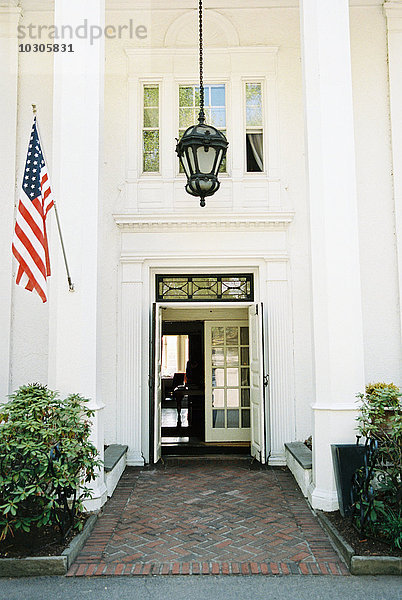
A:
178 84 227 172
156 274 254 302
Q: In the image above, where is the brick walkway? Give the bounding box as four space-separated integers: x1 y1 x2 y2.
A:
68 460 348 576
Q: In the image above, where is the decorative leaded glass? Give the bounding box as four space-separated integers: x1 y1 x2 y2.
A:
156 274 253 302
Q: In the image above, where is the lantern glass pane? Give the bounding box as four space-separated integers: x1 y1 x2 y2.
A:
181 153 191 178
188 147 196 172
197 146 216 174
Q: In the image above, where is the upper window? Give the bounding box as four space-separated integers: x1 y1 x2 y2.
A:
245 83 263 172
178 84 227 172
143 85 160 172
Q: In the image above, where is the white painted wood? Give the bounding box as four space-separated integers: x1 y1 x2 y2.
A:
249 304 266 463
153 303 162 463
385 1 402 346
205 320 250 443
300 0 365 510
117 279 144 466
265 274 295 465
0 4 20 402
49 0 107 510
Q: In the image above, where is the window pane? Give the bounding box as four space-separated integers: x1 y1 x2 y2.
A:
210 108 226 128
212 327 224 346
227 368 239 387
144 107 159 128
246 132 263 172
212 367 224 387
227 409 239 428
211 85 225 106
179 107 195 128
241 367 250 386
212 348 224 366
241 388 250 407
227 389 239 407
246 83 261 109
212 389 225 408
144 86 159 107
241 409 250 428
240 347 249 366
143 130 159 172
213 410 225 428
226 327 238 346
246 106 262 127
240 327 249 345
226 347 239 366
179 86 193 107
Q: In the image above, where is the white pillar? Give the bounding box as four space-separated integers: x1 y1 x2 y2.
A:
385 1 402 340
49 0 107 510
300 0 365 510
0 2 21 402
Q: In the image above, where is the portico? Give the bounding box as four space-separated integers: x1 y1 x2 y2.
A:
2 0 401 513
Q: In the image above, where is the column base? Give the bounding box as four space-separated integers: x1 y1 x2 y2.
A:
127 449 145 466
308 482 339 511
83 480 108 512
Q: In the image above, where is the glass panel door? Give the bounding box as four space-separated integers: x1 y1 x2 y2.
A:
205 321 251 442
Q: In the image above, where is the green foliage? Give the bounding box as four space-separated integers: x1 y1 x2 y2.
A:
0 384 101 541
354 382 402 549
379 506 402 550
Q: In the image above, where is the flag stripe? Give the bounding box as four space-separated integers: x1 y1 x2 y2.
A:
12 246 47 303
12 117 54 303
12 233 47 289
17 199 46 248
14 223 47 279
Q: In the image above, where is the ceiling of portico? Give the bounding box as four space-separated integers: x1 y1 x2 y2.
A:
17 0 384 12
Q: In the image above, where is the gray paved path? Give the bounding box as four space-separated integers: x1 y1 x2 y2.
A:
0 575 400 600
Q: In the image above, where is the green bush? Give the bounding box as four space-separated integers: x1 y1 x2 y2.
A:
0 384 101 541
354 382 402 549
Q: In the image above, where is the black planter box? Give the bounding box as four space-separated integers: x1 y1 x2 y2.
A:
331 444 367 517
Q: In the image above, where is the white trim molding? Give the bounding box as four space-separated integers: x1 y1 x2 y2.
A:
113 212 295 232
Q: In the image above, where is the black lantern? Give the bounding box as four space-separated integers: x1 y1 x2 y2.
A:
176 0 228 207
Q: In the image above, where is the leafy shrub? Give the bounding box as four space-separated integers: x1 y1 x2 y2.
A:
353 382 402 549
0 384 101 541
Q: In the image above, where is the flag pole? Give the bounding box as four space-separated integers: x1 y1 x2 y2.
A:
32 104 74 292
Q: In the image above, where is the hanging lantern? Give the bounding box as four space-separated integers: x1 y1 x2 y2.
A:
175 0 228 207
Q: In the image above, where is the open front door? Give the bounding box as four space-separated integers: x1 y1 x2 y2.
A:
150 303 162 463
249 303 267 463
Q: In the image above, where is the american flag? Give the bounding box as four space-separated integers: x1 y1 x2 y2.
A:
12 117 54 303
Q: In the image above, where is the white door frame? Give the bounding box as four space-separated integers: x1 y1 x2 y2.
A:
117 256 295 467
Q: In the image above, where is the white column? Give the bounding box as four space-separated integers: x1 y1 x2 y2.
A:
117 261 145 466
0 2 20 401
300 0 365 510
385 1 402 340
49 0 107 509
265 261 295 465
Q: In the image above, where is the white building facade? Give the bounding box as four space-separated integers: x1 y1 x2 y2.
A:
1 0 402 511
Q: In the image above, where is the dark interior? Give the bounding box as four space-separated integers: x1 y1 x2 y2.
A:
161 320 249 456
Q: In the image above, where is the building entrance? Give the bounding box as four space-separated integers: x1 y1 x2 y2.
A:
150 305 267 462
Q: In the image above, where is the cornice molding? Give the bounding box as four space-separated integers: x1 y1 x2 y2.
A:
113 212 294 232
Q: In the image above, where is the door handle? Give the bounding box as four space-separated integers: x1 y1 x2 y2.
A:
263 374 269 387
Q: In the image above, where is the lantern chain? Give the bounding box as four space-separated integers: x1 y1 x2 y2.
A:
198 0 205 124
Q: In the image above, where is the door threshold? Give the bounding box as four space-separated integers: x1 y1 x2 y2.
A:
161 443 251 456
